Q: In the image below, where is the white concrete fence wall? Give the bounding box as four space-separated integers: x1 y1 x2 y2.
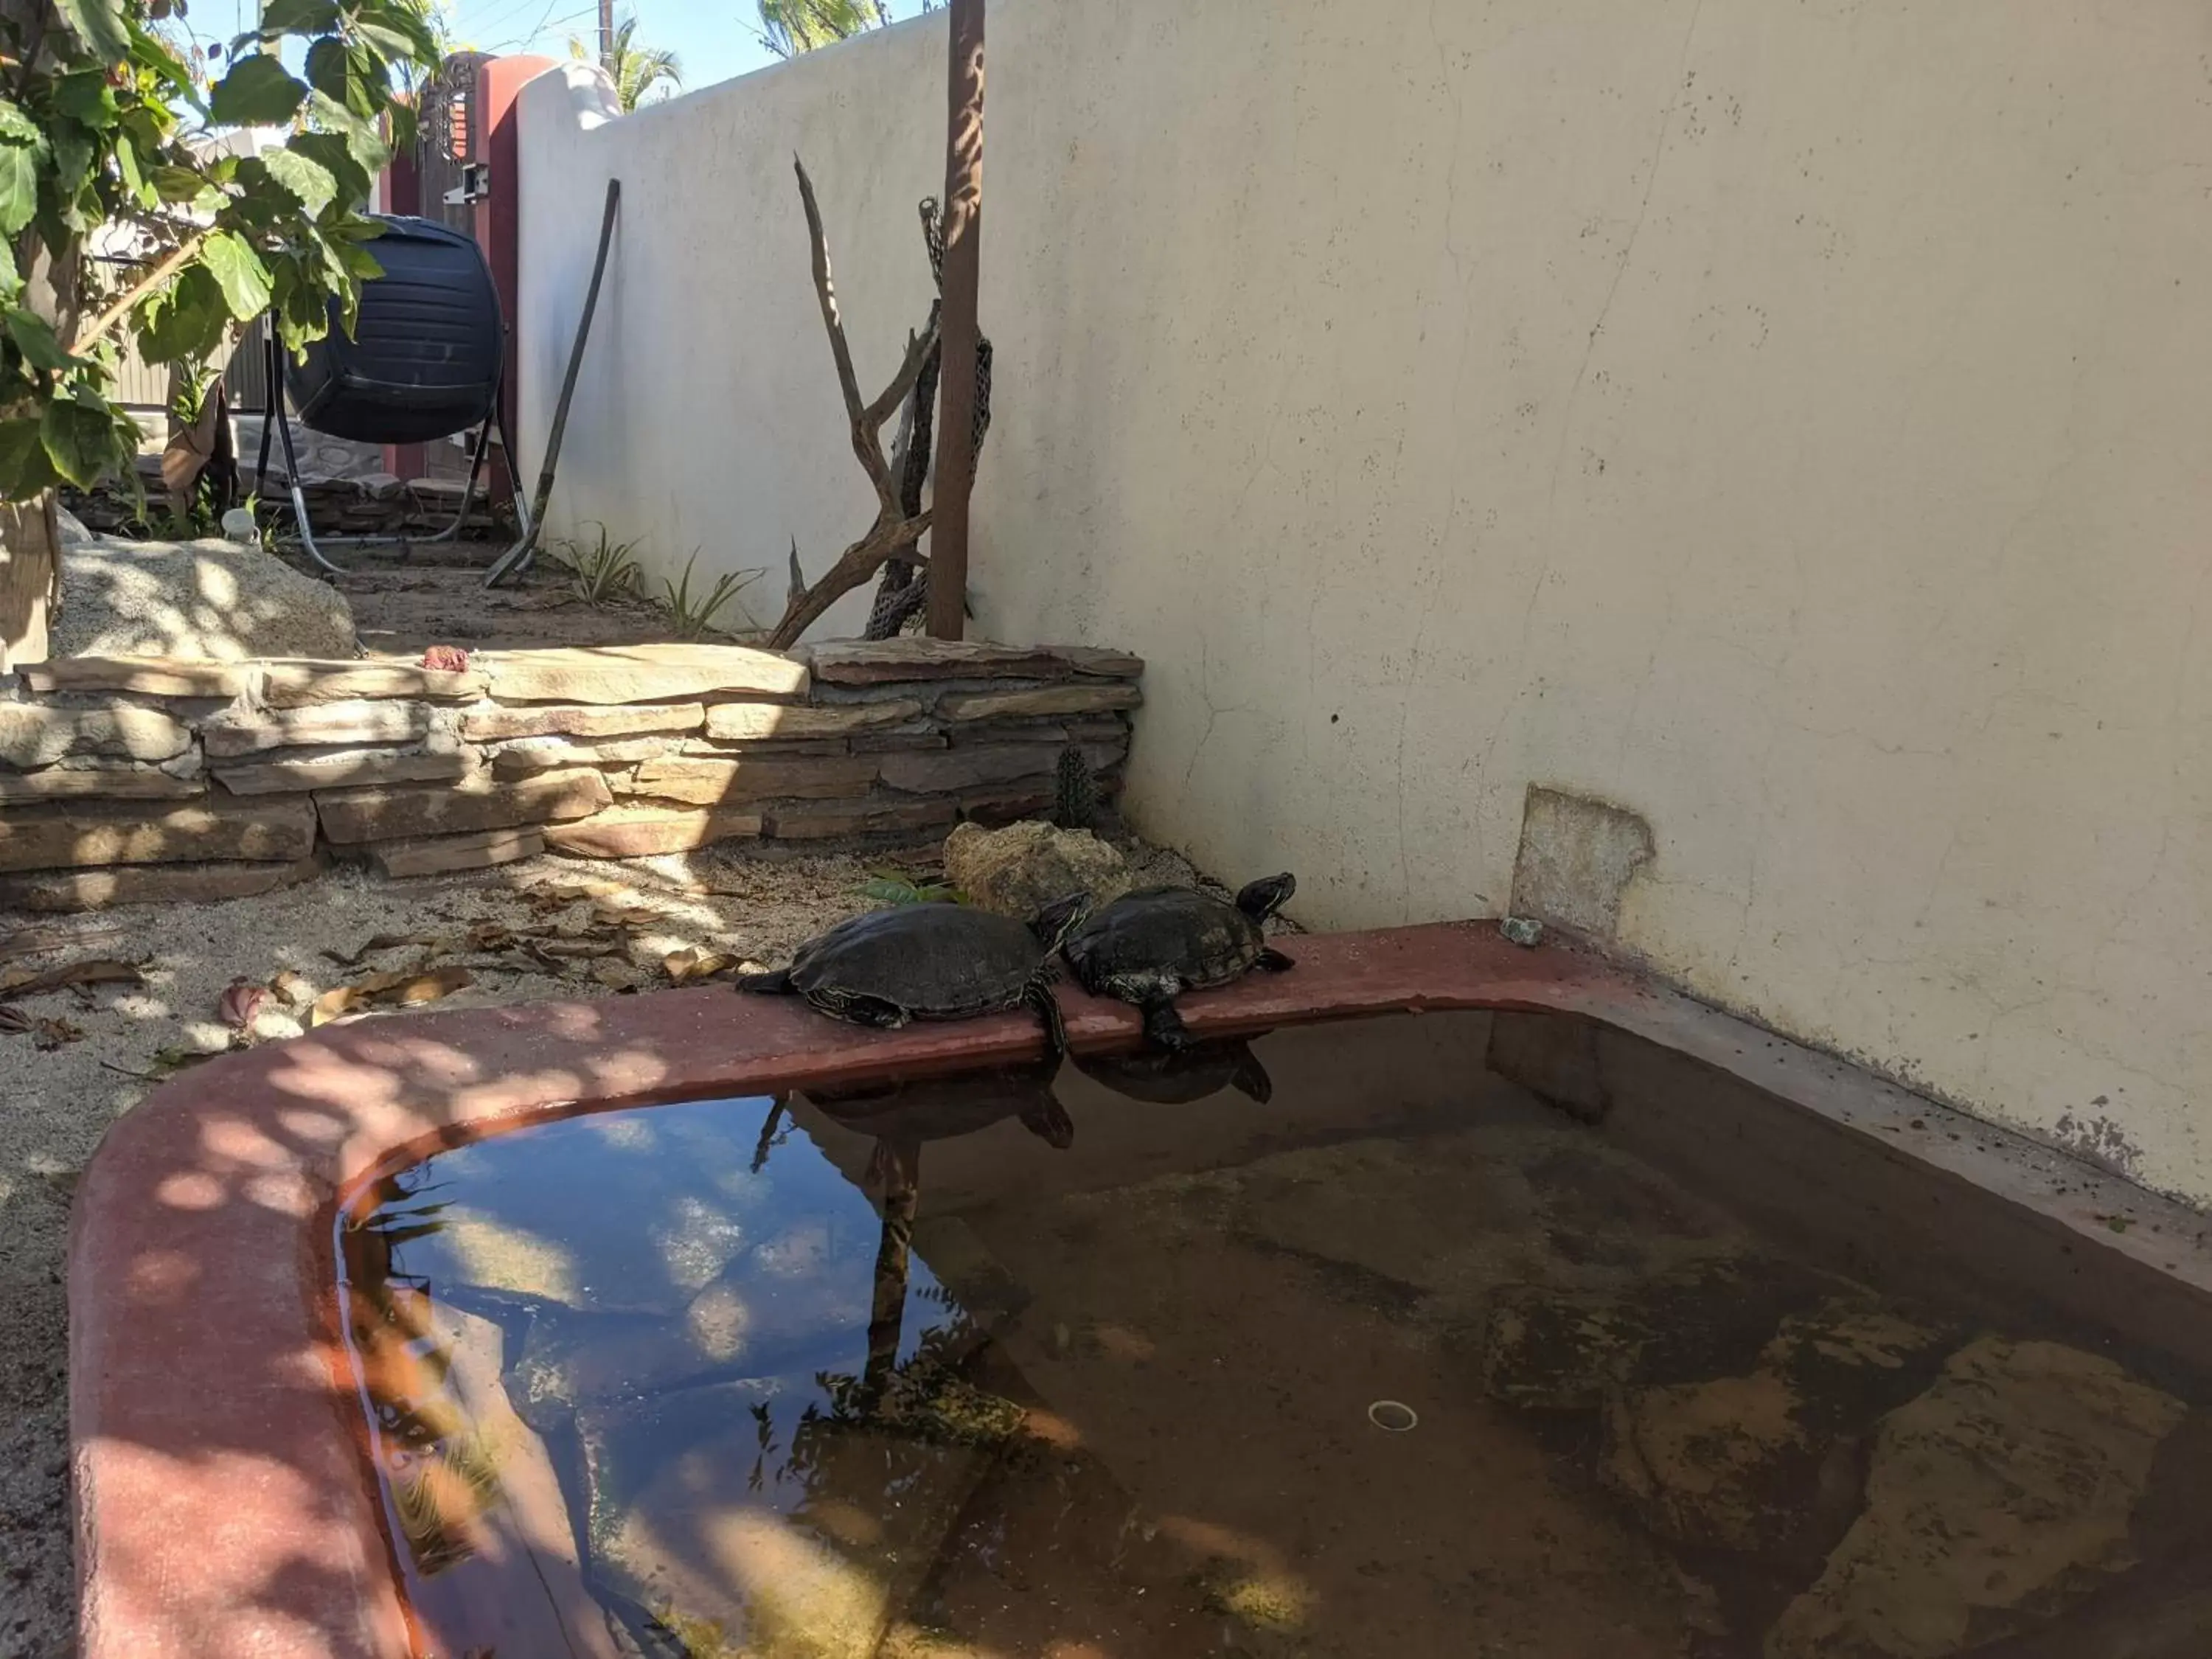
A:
518 1 2212 1206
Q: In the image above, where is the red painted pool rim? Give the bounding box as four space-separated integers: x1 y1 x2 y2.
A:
66 920 2212 1658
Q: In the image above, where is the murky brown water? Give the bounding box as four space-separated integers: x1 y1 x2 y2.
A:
338 1012 2212 1658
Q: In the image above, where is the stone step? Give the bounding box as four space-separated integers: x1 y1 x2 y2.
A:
544 803 766 858
478 644 807 706
0 796 317 872
314 769 612 844
0 851 324 913
0 703 191 768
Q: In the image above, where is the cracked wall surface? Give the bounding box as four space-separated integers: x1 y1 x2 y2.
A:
520 1 2212 1206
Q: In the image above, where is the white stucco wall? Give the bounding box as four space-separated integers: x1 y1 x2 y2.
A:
515 32 948 638
518 1 2212 1205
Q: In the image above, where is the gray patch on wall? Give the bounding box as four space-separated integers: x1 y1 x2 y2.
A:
1509 784 1655 942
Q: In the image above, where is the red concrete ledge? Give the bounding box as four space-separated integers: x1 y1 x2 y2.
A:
66 921 2212 1658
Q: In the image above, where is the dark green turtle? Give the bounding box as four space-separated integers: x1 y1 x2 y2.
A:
739 894 1088 1056
1074 1037 1274 1104
1062 874 1296 1051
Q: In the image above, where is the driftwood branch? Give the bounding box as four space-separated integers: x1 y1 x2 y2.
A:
770 508 933 649
771 155 941 649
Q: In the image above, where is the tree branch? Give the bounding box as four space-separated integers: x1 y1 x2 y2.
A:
73 232 208 354
793 153 865 433
768 507 933 650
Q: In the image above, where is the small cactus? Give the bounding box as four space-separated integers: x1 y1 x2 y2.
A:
1054 742 1101 832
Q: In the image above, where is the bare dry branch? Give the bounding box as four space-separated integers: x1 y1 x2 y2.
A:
793 154 864 427
768 508 934 650
861 321 940 440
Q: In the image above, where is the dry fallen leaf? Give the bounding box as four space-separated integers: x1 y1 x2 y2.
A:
32 1015 85 1050
664 948 737 985
0 957 146 1001
271 969 316 1009
0 922 128 964
0 1006 83 1047
324 933 446 968
310 967 475 1027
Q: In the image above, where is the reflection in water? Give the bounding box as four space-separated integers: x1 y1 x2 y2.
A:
337 1018 2212 1659
1073 1034 1275 1104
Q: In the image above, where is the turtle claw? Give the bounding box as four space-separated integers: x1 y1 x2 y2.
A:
1256 947 1295 973
1141 1000 1194 1053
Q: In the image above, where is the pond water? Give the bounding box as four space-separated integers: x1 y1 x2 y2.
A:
338 1011 2212 1658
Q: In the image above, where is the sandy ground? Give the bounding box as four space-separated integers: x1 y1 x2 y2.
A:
0 836 1210 1658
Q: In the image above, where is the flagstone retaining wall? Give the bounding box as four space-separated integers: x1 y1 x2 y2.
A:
0 638 1141 911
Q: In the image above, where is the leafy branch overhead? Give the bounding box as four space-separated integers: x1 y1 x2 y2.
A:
0 0 441 500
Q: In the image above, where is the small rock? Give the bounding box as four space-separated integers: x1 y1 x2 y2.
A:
53 534 355 659
1500 916 1545 947
942 819 1133 919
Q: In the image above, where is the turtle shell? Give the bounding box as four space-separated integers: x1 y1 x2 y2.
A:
1062 886 1265 997
787 903 1048 1020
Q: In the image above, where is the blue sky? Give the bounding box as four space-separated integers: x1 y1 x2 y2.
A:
438 0 934 94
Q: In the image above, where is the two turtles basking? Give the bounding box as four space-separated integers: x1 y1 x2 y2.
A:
740 871 1297 1056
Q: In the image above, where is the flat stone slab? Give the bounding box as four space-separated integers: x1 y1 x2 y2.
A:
369 827 546 878
545 802 765 858
701 698 922 742
203 700 435 757
0 703 190 768
259 660 483 706
487 734 678 778
761 798 957 841
878 740 1121 796
479 644 807 705
624 754 880 807
936 684 1144 723
800 639 1144 685
314 769 612 844
0 762 205 803
0 796 316 871
460 701 706 742
0 850 323 912
215 750 470 797
20 655 254 698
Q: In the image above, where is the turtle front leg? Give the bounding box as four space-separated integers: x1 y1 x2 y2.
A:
813 989 909 1029
1141 999 1194 1053
1022 975 1071 1060
1255 947 1295 973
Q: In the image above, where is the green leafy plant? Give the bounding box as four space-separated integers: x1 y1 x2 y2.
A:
0 0 440 658
858 869 962 907
549 520 643 605
660 549 761 639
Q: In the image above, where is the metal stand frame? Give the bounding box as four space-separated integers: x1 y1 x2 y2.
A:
252 327 534 577
483 178 622 589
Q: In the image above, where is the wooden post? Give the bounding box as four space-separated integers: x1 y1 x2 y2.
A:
927 0 985 640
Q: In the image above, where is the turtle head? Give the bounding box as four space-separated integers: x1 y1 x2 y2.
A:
1029 890 1093 949
1234 872 1297 921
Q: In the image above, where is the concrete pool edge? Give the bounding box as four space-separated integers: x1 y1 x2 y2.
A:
66 919 2212 1659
